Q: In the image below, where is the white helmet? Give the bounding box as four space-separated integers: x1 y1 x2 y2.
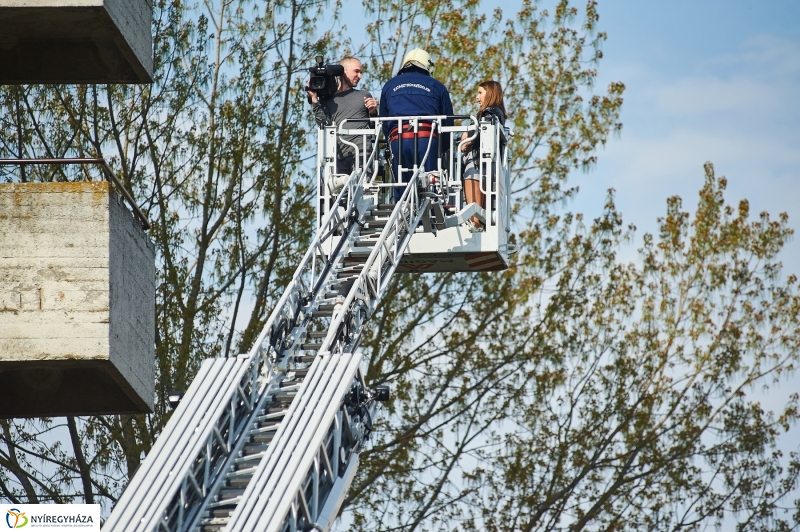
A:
402 48 434 71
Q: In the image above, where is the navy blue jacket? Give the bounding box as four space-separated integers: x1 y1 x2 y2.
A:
379 66 454 145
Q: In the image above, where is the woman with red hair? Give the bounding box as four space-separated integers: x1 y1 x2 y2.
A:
460 80 508 232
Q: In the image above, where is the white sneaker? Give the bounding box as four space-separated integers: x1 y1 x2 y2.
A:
467 220 484 233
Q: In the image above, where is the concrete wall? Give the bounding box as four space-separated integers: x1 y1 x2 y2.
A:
109 190 156 411
0 181 155 416
0 0 153 83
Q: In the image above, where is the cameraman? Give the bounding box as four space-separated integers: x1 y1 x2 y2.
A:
307 57 378 175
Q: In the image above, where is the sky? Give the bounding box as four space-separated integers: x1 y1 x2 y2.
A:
576 0 800 273
568 3 800 526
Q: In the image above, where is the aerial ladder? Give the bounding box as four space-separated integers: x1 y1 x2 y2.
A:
104 113 511 532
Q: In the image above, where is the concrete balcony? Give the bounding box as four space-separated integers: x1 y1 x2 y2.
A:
0 0 153 84
0 181 155 416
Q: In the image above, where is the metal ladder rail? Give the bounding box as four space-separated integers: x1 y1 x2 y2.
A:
190 343 332 531
229 353 364 532
228 121 443 532
103 357 252 531
318 127 439 354
263 354 369 532
179 190 376 530
191 192 385 531
180 142 387 530
246 194 431 532
163 369 287 532
104 163 374 532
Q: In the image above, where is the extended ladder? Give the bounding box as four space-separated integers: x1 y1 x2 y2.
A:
104 117 457 532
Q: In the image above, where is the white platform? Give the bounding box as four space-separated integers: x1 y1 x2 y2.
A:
317 116 513 273
397 224 510 272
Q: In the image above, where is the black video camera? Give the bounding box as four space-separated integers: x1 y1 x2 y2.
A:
307 55 344 101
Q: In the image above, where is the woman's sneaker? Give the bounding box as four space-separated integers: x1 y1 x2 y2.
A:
468 220 484 233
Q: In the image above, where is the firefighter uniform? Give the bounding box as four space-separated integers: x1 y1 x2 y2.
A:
379 49 454 201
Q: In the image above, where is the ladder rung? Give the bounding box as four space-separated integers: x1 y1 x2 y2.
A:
200 524 225 532
241 443 270 456
364 219 389 227
201 515 232 524
205 505 235 517
293 367 310 378
273 390 297 402
228 475 254 488
257 417 282 429
256 410 288 422
207 499 239 510
252 422 280 434
219 487 245 500
231 462 258 475
234 453 263 466
251 432 276 444
301 343 322 351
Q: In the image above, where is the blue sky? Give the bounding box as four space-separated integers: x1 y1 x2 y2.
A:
578 0 800 272
575 5 800 524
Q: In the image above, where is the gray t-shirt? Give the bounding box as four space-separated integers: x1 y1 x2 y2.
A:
312 88 375 161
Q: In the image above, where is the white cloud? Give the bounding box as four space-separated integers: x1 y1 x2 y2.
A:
654 77 784 115
579 31 800 272
711 34 800 76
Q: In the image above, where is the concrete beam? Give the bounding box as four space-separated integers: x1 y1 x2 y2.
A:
0 0 153 84
0 181 155 417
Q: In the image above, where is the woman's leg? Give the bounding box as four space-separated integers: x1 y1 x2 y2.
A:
464 178 475 204
464 179 485 227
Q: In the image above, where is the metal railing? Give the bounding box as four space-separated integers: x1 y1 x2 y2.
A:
318 115 510 233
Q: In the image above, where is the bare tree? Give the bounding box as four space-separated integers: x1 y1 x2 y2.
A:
0 0 331 508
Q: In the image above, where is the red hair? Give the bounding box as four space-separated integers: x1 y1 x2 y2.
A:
479 80 507 118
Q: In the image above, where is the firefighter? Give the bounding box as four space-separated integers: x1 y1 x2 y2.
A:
379 48 454 201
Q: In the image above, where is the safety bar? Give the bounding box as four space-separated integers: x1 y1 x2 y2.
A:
320 115 509 230
335 115 507 183
0 157 150 230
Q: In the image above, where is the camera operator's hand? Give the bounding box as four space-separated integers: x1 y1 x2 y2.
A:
305 80 319 104
364 96 378 116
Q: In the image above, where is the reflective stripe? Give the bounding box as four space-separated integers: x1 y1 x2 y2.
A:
389 130 438 142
